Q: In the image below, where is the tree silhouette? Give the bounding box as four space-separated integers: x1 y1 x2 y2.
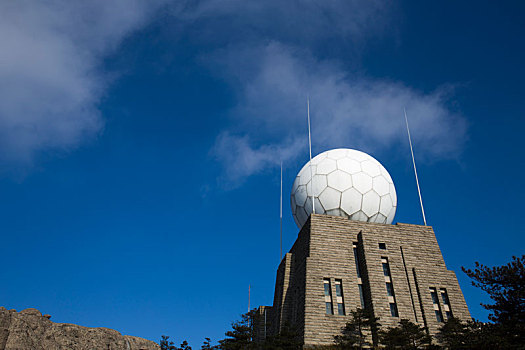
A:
334 308 380 349
201 337 215 349
177 340 192 350
438 316 514 349
379 319 431 349
160 335 176 350
462 254 525 346
262 323 301 349
218 310 255 349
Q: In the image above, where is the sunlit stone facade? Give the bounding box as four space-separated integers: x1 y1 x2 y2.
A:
254 214 470 348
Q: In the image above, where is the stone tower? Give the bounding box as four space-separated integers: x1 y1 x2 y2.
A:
254 214 470 347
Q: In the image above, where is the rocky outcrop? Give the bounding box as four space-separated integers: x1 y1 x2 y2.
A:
0 307 159 350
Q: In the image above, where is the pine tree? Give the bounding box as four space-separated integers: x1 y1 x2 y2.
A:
379 319 431 349
160 335 177 350
218 310 255 350
436 317 466 348
201 337 214 349
437 317 511 349
333 308 380 349
262 323 301 349
177 340 192 350
462 254 525 346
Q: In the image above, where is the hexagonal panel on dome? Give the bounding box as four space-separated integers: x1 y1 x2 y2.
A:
379 194 393 217
327 148 348 160
298 166 316 186
361 159 381 177
306 174 327 197
381 165 394 184
350 210 368 222
387 206 396 224
341 187 362 216
294 184 308 206
347 149 370 162
327 171 352 192
290 148 396 228
316 158 337 175
319 187 341 211
361 190 381 217
295 206 308 227
352 172 373 194
389 183 397 205
373 176 390 196
305 196 325 215
310 152 327 165
337 158 361 174
326 208 348 218
370 213 387 224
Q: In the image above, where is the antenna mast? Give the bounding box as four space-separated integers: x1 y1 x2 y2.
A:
280 161 283 261
404 108 427 226
248 284 251 312
307 98 315 214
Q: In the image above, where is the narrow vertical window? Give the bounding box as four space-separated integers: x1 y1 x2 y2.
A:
389 303 399 317
382 257 398 317
326 302 333 315
335 279 345 315
435 310 443 322
335 280 342 297
440 288 453 319
386 282 394 297
358 284 365 308
353 242 366 309
382 259 391 277
324 279 333 315
430 287 444 322
324 279 331 297
430 288 439 304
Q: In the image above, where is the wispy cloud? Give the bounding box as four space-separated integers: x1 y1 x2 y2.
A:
0 0 467 184
213 131 305 185
0 0 166 170
167 1 467 186
174 0 390 48
209 42 466 186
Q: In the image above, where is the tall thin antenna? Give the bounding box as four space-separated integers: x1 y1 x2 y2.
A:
280 161 283 261
404 108 427 226
248 284 251 312
307 97 315 214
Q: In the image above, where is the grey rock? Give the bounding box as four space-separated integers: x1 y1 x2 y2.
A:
20 308 41 316
0 307 159 350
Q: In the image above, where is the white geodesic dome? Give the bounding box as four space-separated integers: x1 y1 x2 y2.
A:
291 148 397 228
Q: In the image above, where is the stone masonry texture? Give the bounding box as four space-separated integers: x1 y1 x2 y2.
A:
255 214 471 348
0 307 159 350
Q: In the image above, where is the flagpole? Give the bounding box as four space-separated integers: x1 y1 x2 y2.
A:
307 98 315 214
280 161 283 261
404 108 427 226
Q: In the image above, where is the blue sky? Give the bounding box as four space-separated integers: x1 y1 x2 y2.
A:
0 0 524 347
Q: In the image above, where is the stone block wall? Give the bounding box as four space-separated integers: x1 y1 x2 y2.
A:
254 214 471 348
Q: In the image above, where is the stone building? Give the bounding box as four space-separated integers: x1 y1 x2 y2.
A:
253 214 471 347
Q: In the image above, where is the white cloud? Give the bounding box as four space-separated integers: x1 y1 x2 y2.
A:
175 0 390 47
214 132 305 184
174 1 466 185
0 0 166 169
211 43 467 184
0 0 466 183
